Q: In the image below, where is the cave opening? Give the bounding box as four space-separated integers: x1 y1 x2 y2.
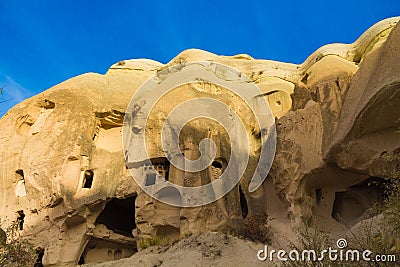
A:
239 186 248 219
83 170 94 189
315 188 322 204
35 247 45 266
79 238 136 265
211 160 223 180
78 255 84 265
17 210 25 230
95 196 136 237
142 157 170 186
331 177 385 226
80 196 137 264
151 157 170 181
15 169 24 180
212 161 222 169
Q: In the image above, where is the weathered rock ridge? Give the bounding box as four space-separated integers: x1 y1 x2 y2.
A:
0 17 399 266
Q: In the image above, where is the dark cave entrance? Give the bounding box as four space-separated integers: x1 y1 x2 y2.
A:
239 186 248 219
15 169 24 180
82 170 94 189
331 177 385 226
95 196 136 237
79 196 137 264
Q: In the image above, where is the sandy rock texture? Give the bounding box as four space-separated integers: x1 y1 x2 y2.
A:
86 232 269 267
0 17 399 266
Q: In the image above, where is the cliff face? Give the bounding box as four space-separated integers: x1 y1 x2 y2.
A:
0 17 399 266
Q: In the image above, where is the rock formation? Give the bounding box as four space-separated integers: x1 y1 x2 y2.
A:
0 17 399 266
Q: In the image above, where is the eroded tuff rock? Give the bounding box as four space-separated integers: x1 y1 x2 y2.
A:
89 232 269 267
0 17 399 266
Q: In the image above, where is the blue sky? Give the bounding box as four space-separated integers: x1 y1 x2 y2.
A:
0 1 399 116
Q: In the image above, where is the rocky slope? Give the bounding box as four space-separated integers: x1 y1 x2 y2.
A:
87 232 269 267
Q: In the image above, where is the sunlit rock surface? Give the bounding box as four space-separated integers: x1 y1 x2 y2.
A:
0 17 399 266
